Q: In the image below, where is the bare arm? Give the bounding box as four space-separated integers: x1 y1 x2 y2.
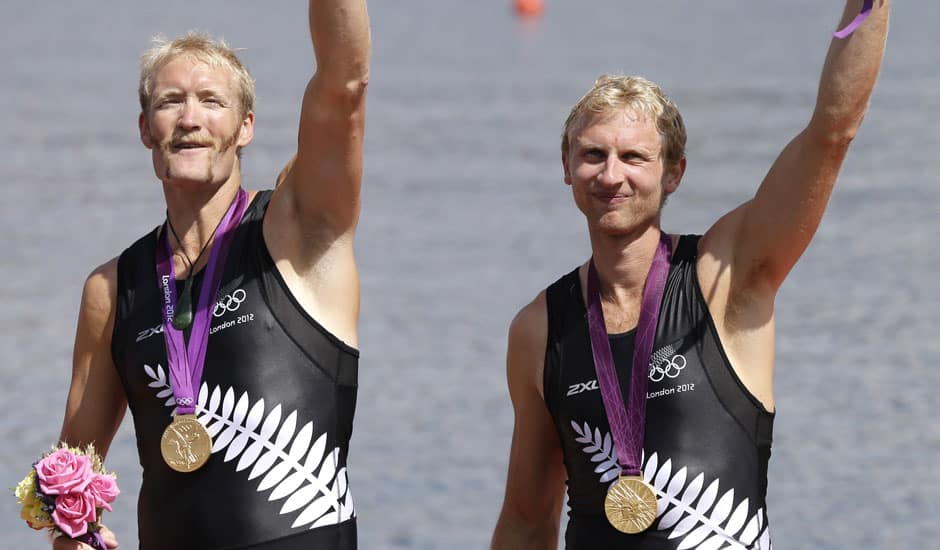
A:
492 294 567 549
703 0 891 292
54 261 125 549
59 260 126 453
270 0 371 242
697 1 890 407
262 0 371 348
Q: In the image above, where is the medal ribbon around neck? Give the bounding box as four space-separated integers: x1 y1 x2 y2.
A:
833 0 874 39
586 232 671 478
155 188 248 416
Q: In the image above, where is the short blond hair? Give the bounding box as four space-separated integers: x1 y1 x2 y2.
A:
138 31 256 117
562 75 686 169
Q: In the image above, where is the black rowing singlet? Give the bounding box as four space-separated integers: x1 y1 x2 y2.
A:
112 191 358 549
544 235 774 549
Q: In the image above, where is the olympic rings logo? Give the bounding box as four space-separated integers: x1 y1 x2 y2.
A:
213 289 247 317
648 354 686 382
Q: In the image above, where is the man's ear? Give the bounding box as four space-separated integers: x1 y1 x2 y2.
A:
562 150 572 186
237 111 255 148
663 157 686 195
139 112 153 149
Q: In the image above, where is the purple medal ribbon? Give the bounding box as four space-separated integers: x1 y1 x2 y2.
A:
155 188 248 415
833 0 874 39
586 233 671 477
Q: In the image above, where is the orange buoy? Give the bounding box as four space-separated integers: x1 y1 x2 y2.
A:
514 0 544 17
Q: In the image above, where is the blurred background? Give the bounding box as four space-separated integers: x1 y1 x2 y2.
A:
1 1 937 548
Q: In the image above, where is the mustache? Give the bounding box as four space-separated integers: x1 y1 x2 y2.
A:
159 134 214 150
154 131 239 152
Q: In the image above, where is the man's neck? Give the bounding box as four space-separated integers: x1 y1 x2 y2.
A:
162 176 242 271
586 224 664 310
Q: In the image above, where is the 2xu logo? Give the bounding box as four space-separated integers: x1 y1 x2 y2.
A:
137 325 164 343
566 354 688 396
567 380 599 396
136 289 249 342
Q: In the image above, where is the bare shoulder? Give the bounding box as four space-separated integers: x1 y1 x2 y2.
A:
80 258 119 330
696 206 778 318
510 292 547 344
261 191 360 348
696 219 777 410
507 291 549 399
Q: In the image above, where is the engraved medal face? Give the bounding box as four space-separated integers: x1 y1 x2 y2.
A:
604 476 658 534
160 414 212 473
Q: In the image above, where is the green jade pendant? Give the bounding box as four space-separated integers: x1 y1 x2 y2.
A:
171 277 194 330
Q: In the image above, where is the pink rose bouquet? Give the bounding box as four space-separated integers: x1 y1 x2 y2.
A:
14 443 119 550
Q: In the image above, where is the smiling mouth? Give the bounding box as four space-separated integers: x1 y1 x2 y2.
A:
172 143 210 152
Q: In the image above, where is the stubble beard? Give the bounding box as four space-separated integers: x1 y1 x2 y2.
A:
595 209 660 239
591 188 665 238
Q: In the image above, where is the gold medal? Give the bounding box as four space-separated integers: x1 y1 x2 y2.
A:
160 414 212 472
604 475 658 534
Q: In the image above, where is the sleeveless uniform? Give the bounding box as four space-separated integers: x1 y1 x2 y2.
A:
544 235 775 549
112 191 358 549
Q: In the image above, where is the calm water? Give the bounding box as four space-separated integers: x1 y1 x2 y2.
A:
2 2 937 548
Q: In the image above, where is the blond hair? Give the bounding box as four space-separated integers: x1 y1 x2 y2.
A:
138 31 255 117
561 75 686 168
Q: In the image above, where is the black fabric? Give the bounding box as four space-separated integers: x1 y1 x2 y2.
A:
112 191 358 550
234 522 356 550
544 235 775 549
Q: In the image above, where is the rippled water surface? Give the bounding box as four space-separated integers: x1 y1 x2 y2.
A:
2 2 938 548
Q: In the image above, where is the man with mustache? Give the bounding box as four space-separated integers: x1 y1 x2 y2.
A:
492 2 889 548
55 1 370 548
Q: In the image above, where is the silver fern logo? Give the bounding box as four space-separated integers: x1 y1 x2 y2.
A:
570 420 772 549
144 364 355 530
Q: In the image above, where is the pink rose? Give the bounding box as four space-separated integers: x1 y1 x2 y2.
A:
86 474 120 511
52 492 97 538
35 449 93 496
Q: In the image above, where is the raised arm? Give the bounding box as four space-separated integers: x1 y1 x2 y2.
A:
262 0 371 348
272 0 371 240
703 0 890 293
492 295 567 549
